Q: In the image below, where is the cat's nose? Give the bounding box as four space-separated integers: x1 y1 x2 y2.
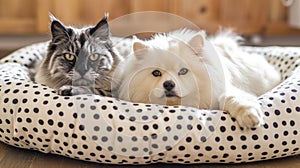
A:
75 63 88 76
78 69 88 76
163 80 175 91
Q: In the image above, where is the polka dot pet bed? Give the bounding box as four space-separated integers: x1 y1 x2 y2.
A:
0 41 300 164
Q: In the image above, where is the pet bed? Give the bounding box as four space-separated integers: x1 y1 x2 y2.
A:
0 40 300 164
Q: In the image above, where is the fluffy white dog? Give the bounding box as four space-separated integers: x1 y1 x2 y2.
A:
113 29 281 129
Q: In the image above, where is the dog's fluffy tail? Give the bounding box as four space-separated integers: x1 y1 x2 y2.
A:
209 29 243 51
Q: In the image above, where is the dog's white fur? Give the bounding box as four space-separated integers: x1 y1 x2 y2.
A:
113 29 281 129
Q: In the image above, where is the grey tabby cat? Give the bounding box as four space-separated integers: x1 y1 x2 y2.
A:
35 14 123 96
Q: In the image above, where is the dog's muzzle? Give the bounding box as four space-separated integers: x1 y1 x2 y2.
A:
163 80 175 91
164 91 178 97
163 80 179 97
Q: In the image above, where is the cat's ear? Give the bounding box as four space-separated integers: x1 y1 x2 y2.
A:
188 32 205 54
49 14 70 42
90 13 110 40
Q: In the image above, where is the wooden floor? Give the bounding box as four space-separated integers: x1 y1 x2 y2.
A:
0 50 14 58
0 142 300 168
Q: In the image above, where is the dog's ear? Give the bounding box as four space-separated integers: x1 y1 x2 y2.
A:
133 41 147 52
188 33 204 54
133 41 147 55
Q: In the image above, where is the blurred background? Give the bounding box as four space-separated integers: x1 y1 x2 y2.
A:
1 0 300 56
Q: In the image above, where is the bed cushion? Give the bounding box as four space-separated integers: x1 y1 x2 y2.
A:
0 41 300 164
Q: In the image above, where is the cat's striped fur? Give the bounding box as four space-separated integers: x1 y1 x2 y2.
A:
35 14 123 96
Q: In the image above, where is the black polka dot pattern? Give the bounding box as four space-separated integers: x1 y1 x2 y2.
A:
0 42 300 164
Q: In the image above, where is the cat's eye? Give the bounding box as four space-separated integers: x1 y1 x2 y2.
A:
64 53 75 61
152 70 162 77
89 54 100 61
178 68 189 75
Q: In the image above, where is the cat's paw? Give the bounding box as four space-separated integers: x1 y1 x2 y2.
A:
234 105 264 129
58 85 94 96
58 86 74 96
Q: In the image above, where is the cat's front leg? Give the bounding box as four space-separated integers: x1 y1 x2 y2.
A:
220 87 264 129
58 85 94 96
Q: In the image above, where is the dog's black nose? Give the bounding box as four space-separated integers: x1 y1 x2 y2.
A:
163 80 175 91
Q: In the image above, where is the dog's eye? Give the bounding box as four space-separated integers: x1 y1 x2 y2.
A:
178 68 189 75
152 70 162 77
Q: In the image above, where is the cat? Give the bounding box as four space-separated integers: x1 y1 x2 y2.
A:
35 14 123 96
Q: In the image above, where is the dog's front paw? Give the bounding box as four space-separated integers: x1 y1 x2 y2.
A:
224 95 264 129
234 106 264 129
